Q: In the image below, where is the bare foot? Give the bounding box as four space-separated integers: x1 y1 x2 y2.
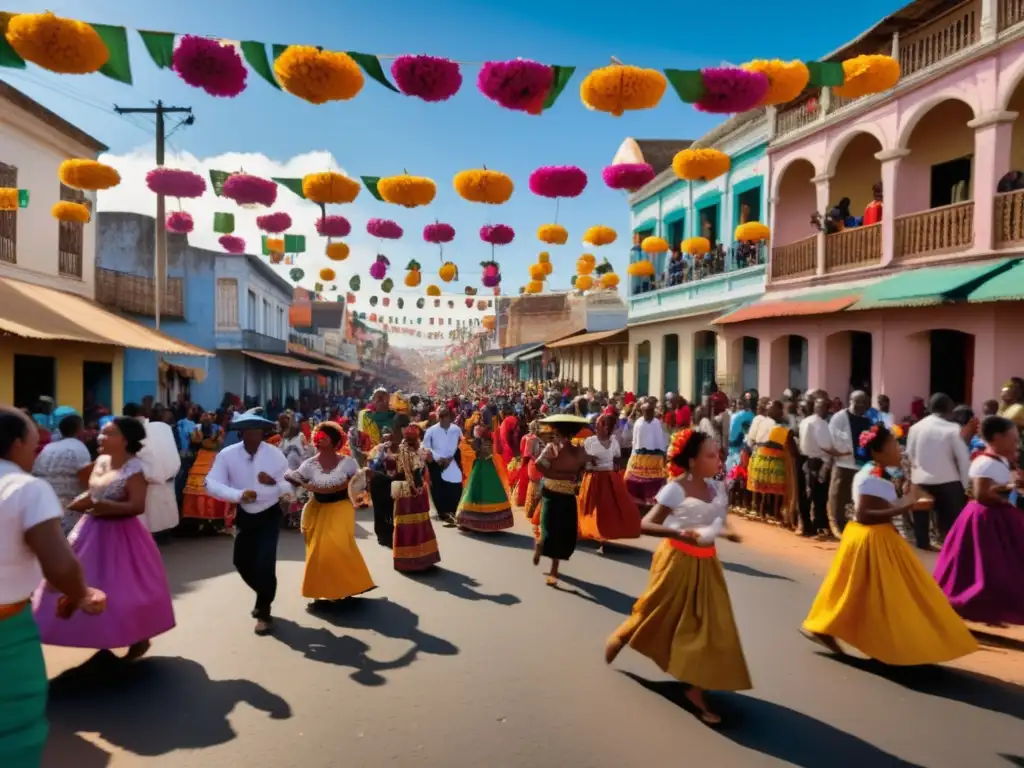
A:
532 546 542 566
684 687 721 726
604 635 625 664
800 629 843 655
125 640 151 660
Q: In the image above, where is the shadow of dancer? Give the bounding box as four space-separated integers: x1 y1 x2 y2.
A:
720 560 794 582
45 653 291 760
408 567 521 606
555 573 637 616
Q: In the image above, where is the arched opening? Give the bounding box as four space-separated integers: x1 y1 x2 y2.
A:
636 341 651 397
693 330 717 399
768 334 808 395
930 329 974 405
772 158 817 279
996 79 1024 245
826 133 884 271
663 333 679 395
824 331 873 399
616 345 626 392
741 336 759 393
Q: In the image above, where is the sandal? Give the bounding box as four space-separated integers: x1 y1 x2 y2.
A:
800 629 843 655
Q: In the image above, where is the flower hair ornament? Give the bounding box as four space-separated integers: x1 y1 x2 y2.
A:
666 428 697 478
312 420 345 447
858 423 883 451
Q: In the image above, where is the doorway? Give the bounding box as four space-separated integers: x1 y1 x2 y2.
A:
930 330 973 404
788 336 808 392
693 331 717 399
14 354 55 410
849 332 873 395
663 334 679 395
83 361 113 413
636 341 651 397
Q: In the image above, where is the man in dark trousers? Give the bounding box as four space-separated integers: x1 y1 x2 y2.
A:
422 407 464 525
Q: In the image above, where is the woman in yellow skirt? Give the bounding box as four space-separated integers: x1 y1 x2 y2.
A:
802 423 978 665
286 422 375 609
606 429 750 726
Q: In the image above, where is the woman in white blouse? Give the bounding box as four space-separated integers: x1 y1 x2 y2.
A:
578 413 641 552
605 428 750 726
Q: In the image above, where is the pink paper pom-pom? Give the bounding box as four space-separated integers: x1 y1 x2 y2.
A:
391 55 462 102
166 211 194 234
256 212 292 234
529 165 588 198
172 35 247 98
695 68 769 114
477 59 553 114
222 174 277 207
219 235 245 254
369 254 391 280
146 168 206 198
316 215 351 237
602 163 656 191
423 222 455 244
480 224 515 246
367 218 403 239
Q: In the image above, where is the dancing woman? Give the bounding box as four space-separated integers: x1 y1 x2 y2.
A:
605 429 750 726
456 422 514 533
578 413 641 551
391 425 441 572
802 424 978 664
624 399 669 511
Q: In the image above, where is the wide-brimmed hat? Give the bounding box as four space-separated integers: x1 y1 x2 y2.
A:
228 407 276 431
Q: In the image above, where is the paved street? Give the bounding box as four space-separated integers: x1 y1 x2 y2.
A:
42 510 1024 768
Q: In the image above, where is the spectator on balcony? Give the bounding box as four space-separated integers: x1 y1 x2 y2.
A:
863 183 884 226
667 250 685 286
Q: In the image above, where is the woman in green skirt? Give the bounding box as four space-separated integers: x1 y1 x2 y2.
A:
0 408 105 767
456 423 514 532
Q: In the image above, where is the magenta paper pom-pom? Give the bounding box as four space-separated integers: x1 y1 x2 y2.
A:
529 165 588 198
696 68 769 114
480 224 515 245
256 211 292 234
166 211 194 234
602 163 656 191
222 174 277 207
477 59 553 114
423 222 455 244
391 55 462 102
316 215 351 237
145 168 206 198
219 235 245 254
367 218 403 239
172 35 247 98
369 254 391 280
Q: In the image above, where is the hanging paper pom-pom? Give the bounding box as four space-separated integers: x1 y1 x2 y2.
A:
172 35 248 98
480 224 515 245
347 293 356 304
4 12 108 75
627 260 655 277
326 242 350 261
477 59 554 114
369 295 378 307
696 67 769 114
529 166 588 198
465 286 478 296
166 211 194 234
397 298 404 309
602 163 655 192
219 235 245 253
417 298 425 309
576 256 595 275
378 174 437 208
316 215 351 237
528 263 546 281
575 274 594 291
269 252 284 264
289 267 305 282
580 64 666 116
522 280 544 295
265 238 285 254
223 174 278 207
741 59 809 106
439 262 459 282
642 236 670 254
256 211 292 233
274 46 364 104
480 260 501 288
404 260 423 287
482 316 496 331
426 285 442 297
423 222 455 244
58 159 120 191
600 272 620 289
583 225 617 247
537 224 568 245
369 312 378 321
453 169 514 204
303 172 360 204
381 278 394 293
834 55 900 99
369 254 390 280
465 298 474 308
446 300 454 309
367 218 403 239
349 275 361 291
51 201 90 223
476 300 487 310
735 222 771 242
672 148 730 182
0 189 17 211
391 55 462 102
145 168 206 198
681 237 710 256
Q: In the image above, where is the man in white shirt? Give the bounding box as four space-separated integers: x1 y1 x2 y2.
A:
799 396 841 538
125 403 181 538
32 412 92 534
205 409 292 635
422 407 463 524
625 398 669 510
906 393 970 550
826 390 872 535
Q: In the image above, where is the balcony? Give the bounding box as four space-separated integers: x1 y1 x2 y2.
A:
289 330 326 354
894 201 975 260
994 189 1024 247
825 223 882 273
95 266 184 318
241 329 288 354
770 236 816 280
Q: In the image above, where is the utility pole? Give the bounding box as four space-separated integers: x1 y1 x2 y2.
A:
113 101 192 331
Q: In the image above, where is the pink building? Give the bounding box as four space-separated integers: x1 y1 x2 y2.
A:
716 0 1024 415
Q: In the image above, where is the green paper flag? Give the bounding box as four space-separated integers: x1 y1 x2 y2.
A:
272 44 289 61
213 212 235 234
17 189 28 209
209 170 230 197
664 69 706 104
284 234 306 253
346 51 398 93
241 41 280 90
807 61 845 88
260 235 270 256
543 65 576 110
0 13 26 69
138 30 175 69
272 177 305 199
315 282 324 292
94 25 132 84
360 176 383 202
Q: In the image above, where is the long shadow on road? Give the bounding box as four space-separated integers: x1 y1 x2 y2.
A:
406 566 521 606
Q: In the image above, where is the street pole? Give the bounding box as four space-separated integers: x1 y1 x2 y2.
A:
113 101 192 331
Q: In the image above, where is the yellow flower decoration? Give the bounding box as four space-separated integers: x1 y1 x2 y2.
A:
525 280 544 294
5 12 109 75
274 46 364 104
438 261 458 282
51 201 90 223
540 260 553 276
538 224 568 245
734 222 771 242
583 225 617 247
742 59 809 106
378 174 437 208
58 159 120 191
426 284 441 297
326 242 350 261
404 269 422 288
641 236 670 254
600 272 620 289
266 238 285 254
575 274 594 291
580 64 667 117
319 267 337 281
453 168 514 204
579 253 596 266
302 172 360 204
528 263 547 281
627 260 655 278
537 251 550 264
482 315 496 330
681 237 710 255
834 55 900 99
576 256 595 275
672 148 730 182
0 188 18 211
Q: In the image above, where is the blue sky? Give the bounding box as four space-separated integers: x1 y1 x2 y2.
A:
4 0 900 342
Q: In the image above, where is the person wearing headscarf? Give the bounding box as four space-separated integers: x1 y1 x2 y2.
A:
497 408 521 477
391 424 441 572
357 388 396 449
124 403 181 537
455 421 514 533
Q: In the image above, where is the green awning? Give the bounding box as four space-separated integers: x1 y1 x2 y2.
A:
968 260 1024 303
850 259 1019 310
632 217 657 233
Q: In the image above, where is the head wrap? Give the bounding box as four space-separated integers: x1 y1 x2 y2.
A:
666 428 700 478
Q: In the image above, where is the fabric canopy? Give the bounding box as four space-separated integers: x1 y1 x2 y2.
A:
242 351 315 371
967 260 1024 303
713 292 859 324
546 328 627 348
850 259 1018 310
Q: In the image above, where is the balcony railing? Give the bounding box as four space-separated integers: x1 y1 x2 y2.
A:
824 223 882 273
994 189 1024 247
0 232 13 264
894 201 975 260
242 329 288 354
770 235 817 280
95 266 184 318
999 0 1024 30
776 98 820 137
630 242 766 296
899 0 980 79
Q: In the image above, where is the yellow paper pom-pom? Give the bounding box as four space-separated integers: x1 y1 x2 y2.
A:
453 168 514 204
266 238 285 254
302 172 360 204
834 54 901 99
0 188 18 211
681 237 710 255
274 46 364 104
5 12 109 75
734 222 771 242
538 224 568 245
319 267 337 281
540 260 553 276
51 201 90 223
528 263 547 281
378 174 437 208
580 64 667 117
583 225 617 247
576 257 595 275
426 284 441 297
600 272 620 289
672 148 731 182
742 59 810 106
627 260 655 278
404 269 422 288
482 315 496 330
579 253 596 266
326 242 350 261
58 159 120 191
438 262 458 282
575 274 594 291
525 280 544 294
641 236 670 254
537 251 550 264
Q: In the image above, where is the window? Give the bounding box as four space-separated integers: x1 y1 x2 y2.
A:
931 156 972 208
736 187 761 225
0 162 16 264
698 204 719 246
277 307 285 338
58 183 85 278
247 290 257 330
262 299 271 334
216 278 239 328
667 218 685 250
